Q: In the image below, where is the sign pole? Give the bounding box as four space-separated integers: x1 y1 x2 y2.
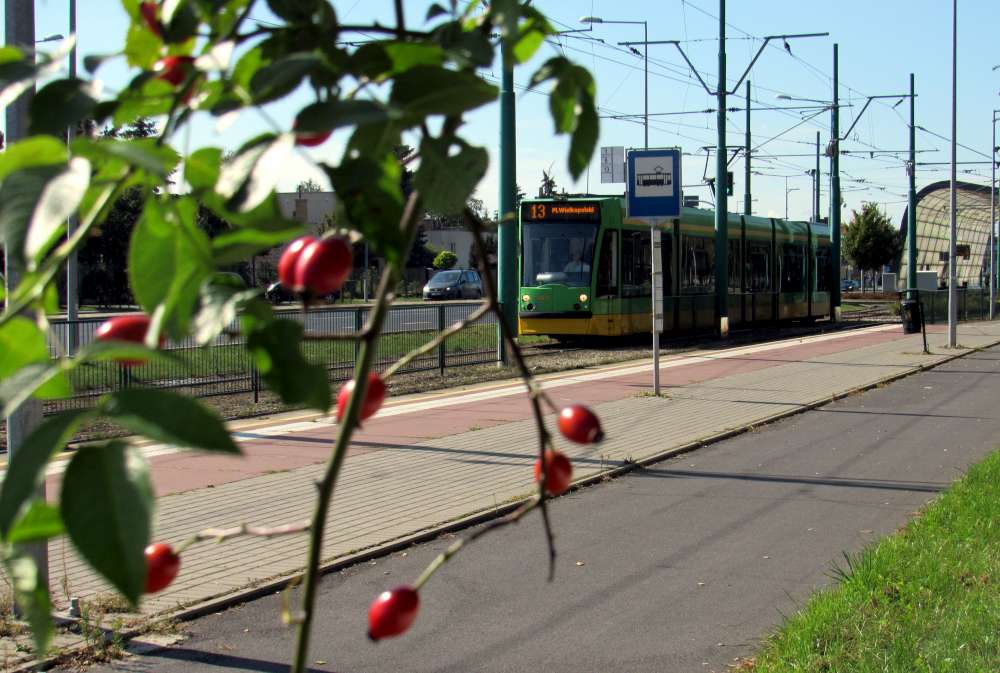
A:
651 223 662 395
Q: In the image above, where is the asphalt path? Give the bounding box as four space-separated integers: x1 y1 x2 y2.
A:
68 345 1000 673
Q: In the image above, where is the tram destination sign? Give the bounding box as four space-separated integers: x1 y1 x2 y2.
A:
626 148 682 218
521 202 601 222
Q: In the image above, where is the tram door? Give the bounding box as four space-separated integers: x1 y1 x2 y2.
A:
595 229 619 335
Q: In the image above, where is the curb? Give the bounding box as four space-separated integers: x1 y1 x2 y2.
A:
14 331 997 672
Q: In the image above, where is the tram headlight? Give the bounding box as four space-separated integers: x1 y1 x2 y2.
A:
522 294 531 303
579 293 589 303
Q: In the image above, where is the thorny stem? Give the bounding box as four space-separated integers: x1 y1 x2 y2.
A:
382 302 492 380
174 520 310 555
465 208 558 581
413 496 541 591
291 192 423 673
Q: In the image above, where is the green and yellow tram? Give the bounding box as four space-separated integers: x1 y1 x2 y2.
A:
517 196 832 337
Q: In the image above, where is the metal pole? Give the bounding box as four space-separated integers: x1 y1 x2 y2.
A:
66 0 79 353
363 241 369 301
947 0 957 347
714 0 729 337
907 74 917 294
497 42 517 363
990 109 996 318
830 43 842 321
5 0 48 592
643 21 648 150
785 176 789 220
814 132 821 221
744 80 751 216
992 111 998 318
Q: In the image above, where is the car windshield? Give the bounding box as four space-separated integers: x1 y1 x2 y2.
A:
522 221 598 287
428 271 462 287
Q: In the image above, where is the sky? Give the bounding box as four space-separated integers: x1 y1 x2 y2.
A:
9 0 1000 226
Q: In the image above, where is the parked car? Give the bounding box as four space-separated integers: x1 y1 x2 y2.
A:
841 279 859 291
423 269 483 300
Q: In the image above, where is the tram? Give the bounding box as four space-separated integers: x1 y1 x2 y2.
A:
517 196 832 337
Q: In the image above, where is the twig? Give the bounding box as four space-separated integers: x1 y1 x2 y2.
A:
465 207 558 581
338 24 428 38
394 0 406 38
382 302 491 380
291 191 423 673
175 520 310 554
414 496 540 590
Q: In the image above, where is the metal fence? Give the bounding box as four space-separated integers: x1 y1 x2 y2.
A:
918 288 999 324
45 302 499 414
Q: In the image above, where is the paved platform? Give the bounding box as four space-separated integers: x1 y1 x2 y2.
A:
28 320 1000 619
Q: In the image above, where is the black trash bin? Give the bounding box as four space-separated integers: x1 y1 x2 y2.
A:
901 299 921 334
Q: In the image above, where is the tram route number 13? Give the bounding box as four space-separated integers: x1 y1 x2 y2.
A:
529 204 547 219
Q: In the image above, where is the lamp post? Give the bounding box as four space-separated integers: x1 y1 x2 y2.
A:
580 16 647 149
991 109 998 319
784 179 800 219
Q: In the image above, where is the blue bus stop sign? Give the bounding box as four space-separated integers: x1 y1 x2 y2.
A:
626 148 682 218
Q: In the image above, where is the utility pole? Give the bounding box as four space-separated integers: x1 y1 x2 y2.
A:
66 0 80 353
992 109 998 319
814 131 821 221
5 0 49 591
497 42 516 363
744 81 752 216
948 0 957 347
714 0 728 337
907 74 917 296
830 43 842 321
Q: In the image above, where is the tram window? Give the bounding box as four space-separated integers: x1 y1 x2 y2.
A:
521 221 598 287
747 241 770 291
596 230 618 297
781 243 805 293
622 231 652 297
815 247 832 292
681 235 715 293
728 239 742 291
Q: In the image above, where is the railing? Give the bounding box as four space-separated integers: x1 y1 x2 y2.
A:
45 301 498 414
918 288 999 324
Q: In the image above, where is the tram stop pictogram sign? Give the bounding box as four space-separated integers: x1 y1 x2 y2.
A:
626 148 682 219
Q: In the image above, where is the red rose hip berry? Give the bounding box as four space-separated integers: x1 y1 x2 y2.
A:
95 314 163 367
336 372 387 423
144 542 181 593
294 130 332 147
293 236 352 296
368 586 419 641
534 449 573 495
155 55 195 87
139 2 162 37
277 236 316 289
558 404 604 444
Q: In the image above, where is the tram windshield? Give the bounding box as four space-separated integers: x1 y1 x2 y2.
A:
522 221 598 287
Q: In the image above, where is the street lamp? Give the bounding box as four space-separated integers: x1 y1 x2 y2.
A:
784 178 800 219
35 33 64 43
580 16 647 149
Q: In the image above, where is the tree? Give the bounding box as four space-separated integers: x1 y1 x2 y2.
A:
843 203 903 291
468 233 498 271
296 178 323 193
0 3 599 669
433 250 458 270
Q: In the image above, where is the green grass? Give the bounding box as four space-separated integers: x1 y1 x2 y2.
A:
840 301 869 314
70 324 502 391
750 450 1000 673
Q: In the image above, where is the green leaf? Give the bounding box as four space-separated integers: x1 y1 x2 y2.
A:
216 133 296 213
0 136 67 181
129 197 214 337
184 146 222 191
569 95 599 181
8 501 64 544
4 554 53 655
249 53 320 103
293 99 396 134
211 224 301 265
0 409 93 538
414 137 488 214
74 339 186 368
100 389 240 454
124 24 161 70
113 76 175 127
529 57 599 180
324 153 405 264
390 65 497 118
352 42 445 80
245 318 331 412
73 137 179 179
28 78 100 136
0 317 71 399
23 157 91 266
61 441 153 606
192 273 260 345
0 363 71 419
